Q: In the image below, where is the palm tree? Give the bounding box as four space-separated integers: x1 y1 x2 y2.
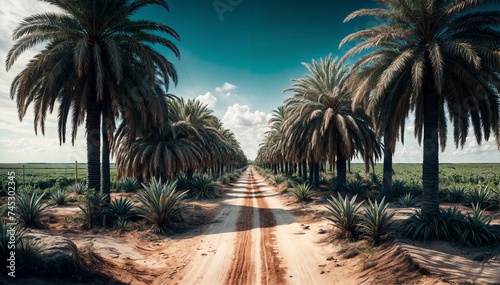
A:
341 0 500 217
6 0 180 194
283 55 381 189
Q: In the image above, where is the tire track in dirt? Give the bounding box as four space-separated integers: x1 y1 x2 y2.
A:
225 172 256 284
254 171 287 285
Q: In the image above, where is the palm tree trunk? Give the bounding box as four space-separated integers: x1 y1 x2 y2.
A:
308 161 314 185
422 86 440 217
380 143 393 201
86 100 101 193
302 160 307 182
336 151 346 191
313 162 320 188
101 124 111 205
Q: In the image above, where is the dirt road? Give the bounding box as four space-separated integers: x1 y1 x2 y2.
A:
171 167 352 285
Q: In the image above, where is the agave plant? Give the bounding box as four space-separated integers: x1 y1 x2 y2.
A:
50 188 68 205
272 174 286 185
137 178 188 233
175 173 190 189
460 203 498 246
447 185 467 203
325 194 363 241
16 190 49 228
343 180 369 196
190 174 219 199
107 197 135 220
78 190 108 229
290 183 313 202
391 179 408 198
467 185 493 209
218 175 230 185
114 217 131 232
69 182 87 194
397 192 419 207
359 197 395 244
118 177 141 193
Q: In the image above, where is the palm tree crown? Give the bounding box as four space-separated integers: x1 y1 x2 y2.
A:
341 0 500 216
6 0 180 192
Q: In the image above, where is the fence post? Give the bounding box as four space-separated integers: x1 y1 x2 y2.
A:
75 161 78 183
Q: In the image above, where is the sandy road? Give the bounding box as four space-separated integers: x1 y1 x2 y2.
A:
174 167 349 285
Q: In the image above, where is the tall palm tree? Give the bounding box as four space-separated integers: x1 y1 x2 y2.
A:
342 0 500 217
283 55 381 189
6 0 179 193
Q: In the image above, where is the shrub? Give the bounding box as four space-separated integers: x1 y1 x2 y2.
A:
137 179 188 233
69 182 88 194
219 175 230 185
319 174 329 185
78 190 107 229
467 185 493 209
16 190 49 228
447 185 467 203
114 218 131 232
325 194 363 241
343 180 369 196
360 197 394 244
175 173 190 189
117 177 141 193
272 174 285 185
401 208 463 241
50 188 68 205
285 178 295 188
397 192 419 207
460 203 498 246
391 179 408 198
290 183 313 202
190 174 219 199
107 197 135 220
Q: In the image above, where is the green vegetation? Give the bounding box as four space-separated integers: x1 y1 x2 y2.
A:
360 198 395 244
289 183 314 202
78 191 108 229
325 194 363 241
50 189 69 206
137 179 188 233
189 174 219 199
117 177 141 193
16 190 49 228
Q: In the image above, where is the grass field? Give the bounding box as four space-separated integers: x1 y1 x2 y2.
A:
0 163 499 192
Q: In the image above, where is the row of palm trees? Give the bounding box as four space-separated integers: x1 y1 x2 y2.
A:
6 0 246 200
257 0 500 219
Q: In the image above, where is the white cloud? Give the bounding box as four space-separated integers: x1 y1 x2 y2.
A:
221 104 271 160
195 92 217 109
215 82 237 96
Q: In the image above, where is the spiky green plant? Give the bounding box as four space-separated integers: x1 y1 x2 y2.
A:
447 185 467 203
78 190 108 229
219 175 230 185
69 182 87 195
325 194 363 241
290 183 313 202
114 217 131 232
107 197 135 219
360 197 395 244
118 177 141 193
343 180 369 196
137 179 188 233
272 174 286 185
16 190 49 228
189 174 219 199
460 203 498 246
391 179 407 198
467 185 493 209
50 188 68 205
175 173 190 189
285 178 295 188
398 192 419 207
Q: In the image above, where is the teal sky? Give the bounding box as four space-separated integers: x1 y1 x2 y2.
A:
1 0 499 163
